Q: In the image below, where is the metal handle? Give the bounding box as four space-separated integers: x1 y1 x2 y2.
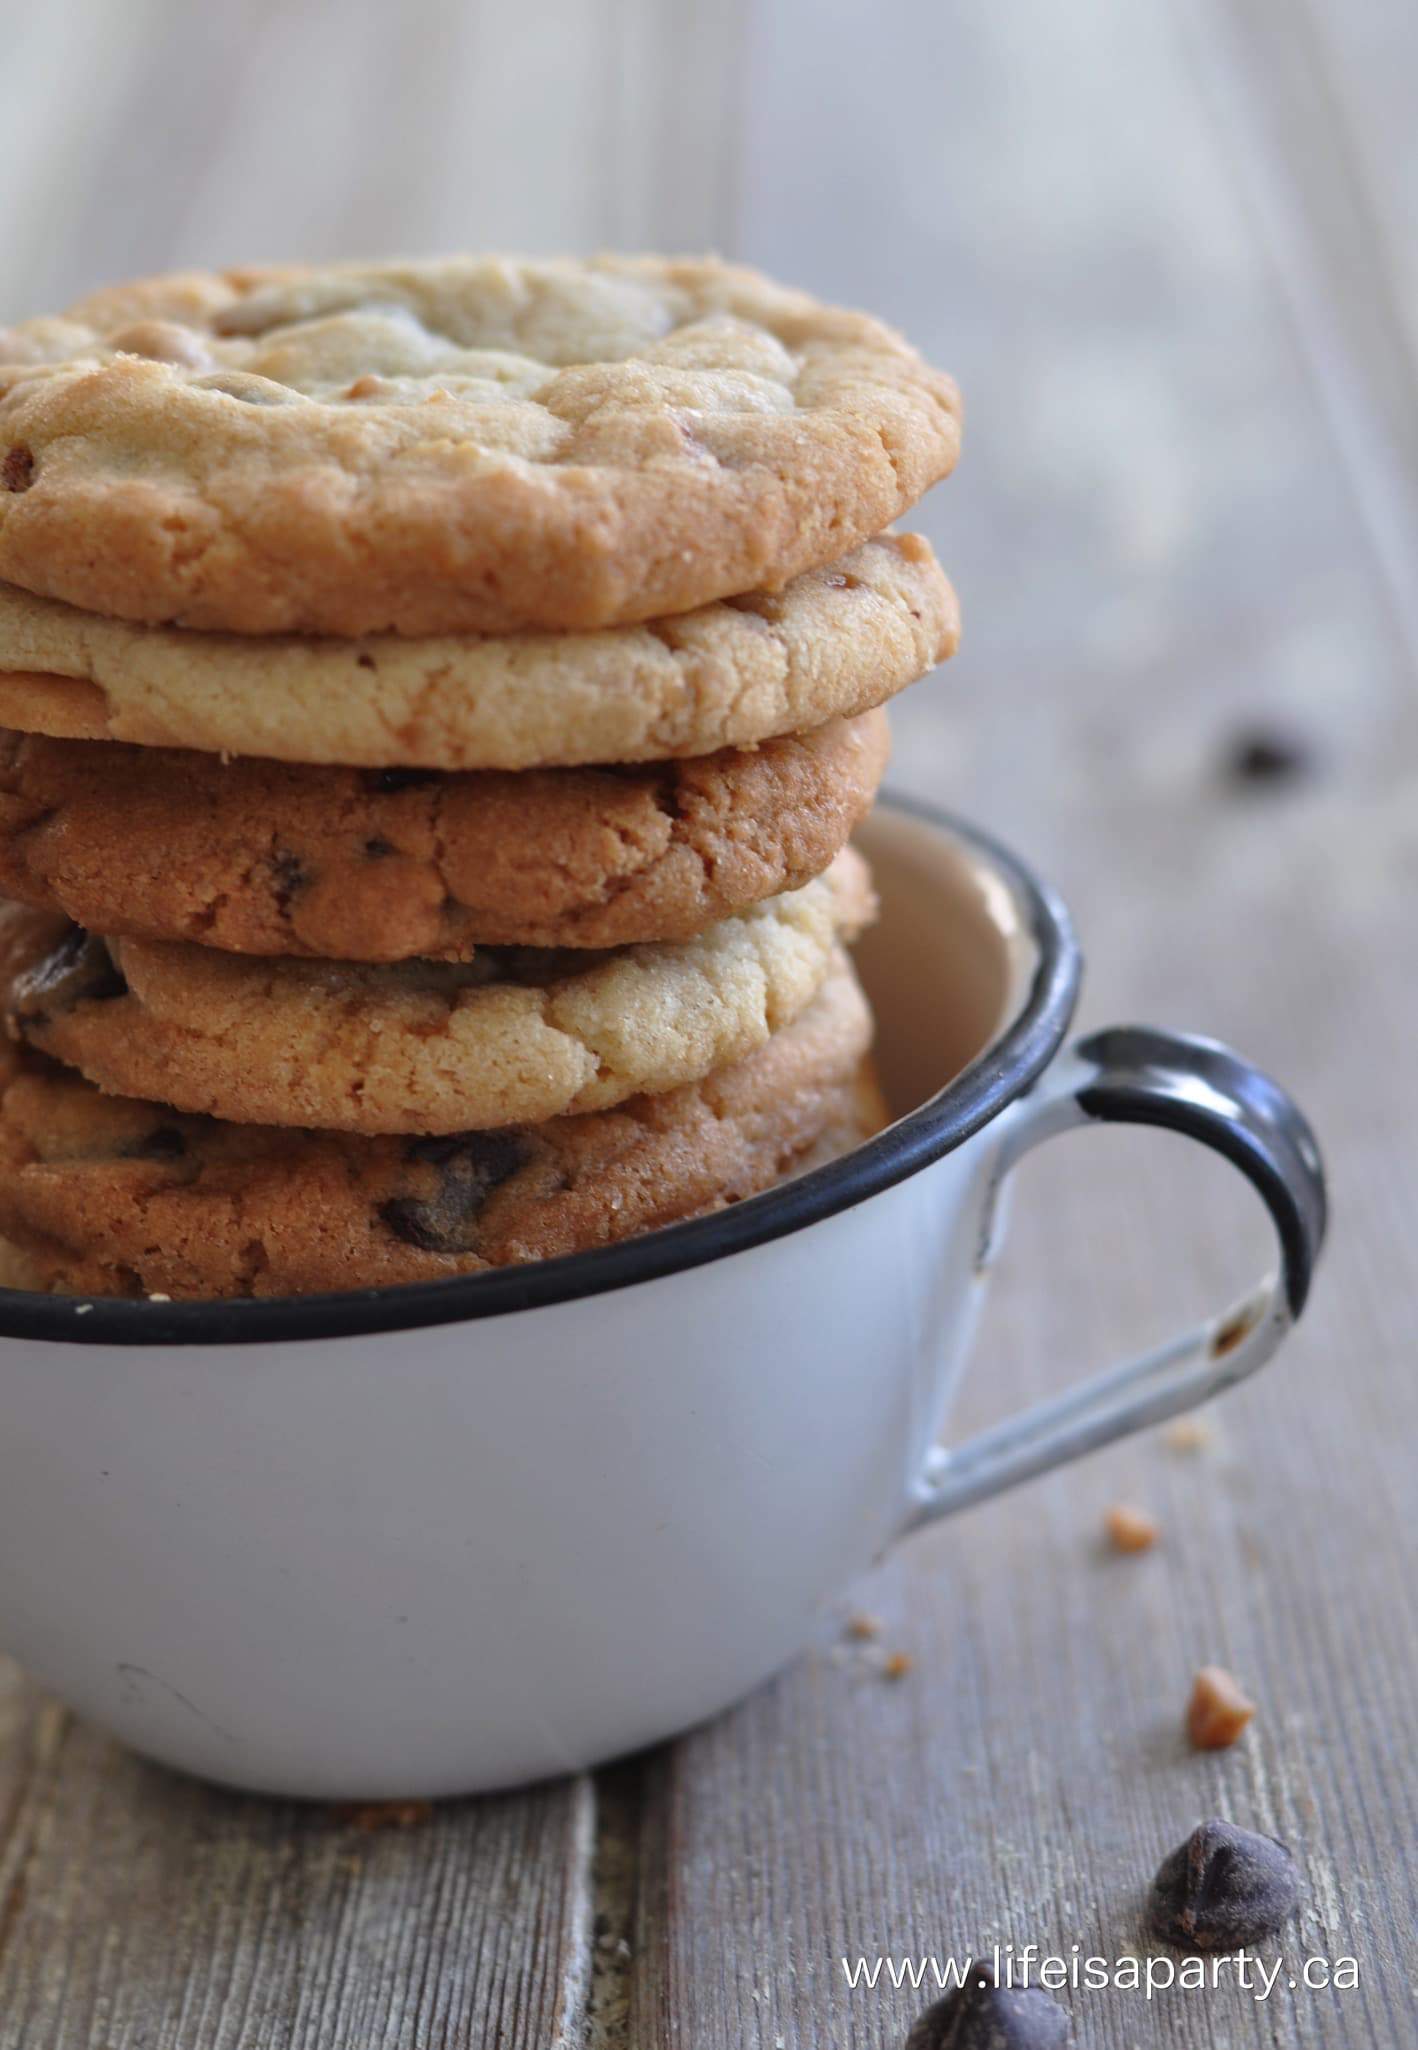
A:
903 1025 1328 1529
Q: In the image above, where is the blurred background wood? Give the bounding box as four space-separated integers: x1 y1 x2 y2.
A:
1 0 1415 2042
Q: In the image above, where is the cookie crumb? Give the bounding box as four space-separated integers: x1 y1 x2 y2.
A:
1186 1665 1256 1749
882 1651 913 1681
845 1612 882 1641
1165 1417 1214 1454
332 1798 433 1832
1105 1502 1159 1553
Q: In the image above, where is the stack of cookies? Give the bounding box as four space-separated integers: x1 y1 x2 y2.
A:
0 257 959 1298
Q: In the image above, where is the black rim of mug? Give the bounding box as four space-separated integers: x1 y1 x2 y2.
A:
0 792 1082 1347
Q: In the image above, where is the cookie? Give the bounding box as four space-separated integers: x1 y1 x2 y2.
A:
0 956 881 1299
0 532 954 771
0 256 960 637
0 711 889 959
2 849 874 1133
0 1234 41 1289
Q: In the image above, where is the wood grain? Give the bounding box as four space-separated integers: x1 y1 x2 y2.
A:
634 0 1418 2043
0 0 1415 2042
0 1660 593 2049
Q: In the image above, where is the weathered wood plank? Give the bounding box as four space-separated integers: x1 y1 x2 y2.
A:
632 0 1418 2043
0 1659 593 2050
1184 0 1418 657
0 0 750 323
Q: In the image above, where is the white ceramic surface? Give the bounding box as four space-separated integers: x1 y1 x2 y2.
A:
0 802 1326 1797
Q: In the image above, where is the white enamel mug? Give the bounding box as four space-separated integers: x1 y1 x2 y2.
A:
0 797 1326 1798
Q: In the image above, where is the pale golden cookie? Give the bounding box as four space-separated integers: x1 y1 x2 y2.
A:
0 533 954 769
2 851 875 1133
0 958 881 1299
0 257 959 637
0 712 889 958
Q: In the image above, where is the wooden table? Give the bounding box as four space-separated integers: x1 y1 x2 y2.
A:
2 1 1415 2042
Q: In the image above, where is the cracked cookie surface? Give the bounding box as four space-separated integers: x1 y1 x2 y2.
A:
0 711 888 958
2 849 875 1133
0 532 954 770
0 256 960 636
0 956 883 1299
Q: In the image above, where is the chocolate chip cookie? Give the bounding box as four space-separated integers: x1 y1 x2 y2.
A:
0 711 888 958
2 849 875 1133
0 256 960 636
0 533 954 770
0 954 883 1298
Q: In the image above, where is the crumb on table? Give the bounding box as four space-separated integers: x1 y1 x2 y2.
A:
1186 1665 1256 1749
1105 1501 1160 1553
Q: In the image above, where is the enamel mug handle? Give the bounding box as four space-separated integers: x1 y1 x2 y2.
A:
903 1026 1328 1528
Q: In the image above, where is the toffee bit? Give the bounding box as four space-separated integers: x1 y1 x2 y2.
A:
332 1798 433 1832
1186 1665 1256 1750
1164 1417 1214 1455
1104 1502 1159 1553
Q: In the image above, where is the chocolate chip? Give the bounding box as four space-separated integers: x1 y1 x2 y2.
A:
121 1126 188 1161
379 1132 531 1253
12 928 127 1025
1 445 34 493
364 836 396 859
268 850 309 911
1149 1820 1300 1952
367 768 437 793
905 1972 1070 2049
1223 725 1313 787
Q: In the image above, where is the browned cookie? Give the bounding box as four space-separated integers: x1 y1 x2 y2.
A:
0 711 889 959
1 851 874 1133
0 257 960 636
0 957 881 1299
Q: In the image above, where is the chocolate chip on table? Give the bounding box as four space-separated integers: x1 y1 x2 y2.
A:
1186 1665 1256 1749
379 1132 532 1253
904 1971 1070 2048
12 928 128 1025
1149 1820 1300 1951
1222 724 1313 788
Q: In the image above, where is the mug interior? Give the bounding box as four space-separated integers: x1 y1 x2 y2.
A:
854 805 1040 1116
